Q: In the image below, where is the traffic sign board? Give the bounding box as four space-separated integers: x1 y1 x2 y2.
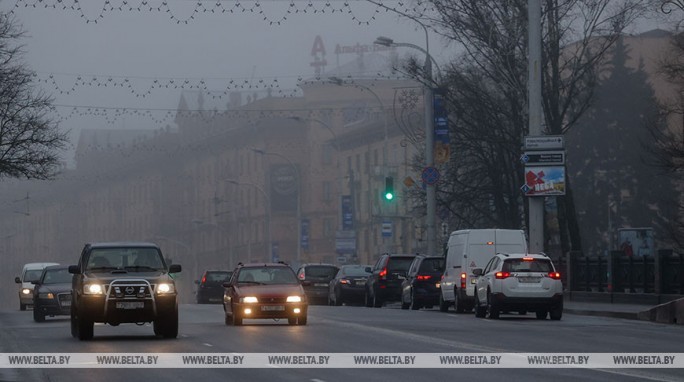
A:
521 151 565 165
524 135 564 150
421 167 440 185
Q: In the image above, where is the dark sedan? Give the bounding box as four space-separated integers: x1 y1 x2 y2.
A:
32 265 73 322
196 270 233 304
401 255 445 310
328 265 372 306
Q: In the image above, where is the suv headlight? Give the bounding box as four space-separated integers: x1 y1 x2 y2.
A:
38 292 54 299
156 283 175 294
286 296 302 303
21 288 32 295
84 284 104 295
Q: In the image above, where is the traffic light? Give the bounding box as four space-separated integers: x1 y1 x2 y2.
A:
384 176 394 201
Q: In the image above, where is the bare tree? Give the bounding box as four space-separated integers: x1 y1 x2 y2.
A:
0 12 68 180
376 0 653 255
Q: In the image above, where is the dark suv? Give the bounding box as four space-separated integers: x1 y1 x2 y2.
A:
400 255 445 310
364 254 417 308
196 270 233 304
296 264 339 305
68 242 182 340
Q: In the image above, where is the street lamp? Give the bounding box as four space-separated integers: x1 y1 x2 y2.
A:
329 76 392 254
225 179 271 262
287 116 340 152
250 148 302 265
374 35 437 256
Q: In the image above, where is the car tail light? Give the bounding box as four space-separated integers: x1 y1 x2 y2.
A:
379 267 387 280
416 275 431 281
201 275 207 284
548 272 561 280
495 272 510 279
522 257 534 261
460 272 467 289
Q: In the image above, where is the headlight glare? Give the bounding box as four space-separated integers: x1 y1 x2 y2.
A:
156 283 174 294
21 288 32 295
286 296 302 303
242 296 258 303
85 284 103 294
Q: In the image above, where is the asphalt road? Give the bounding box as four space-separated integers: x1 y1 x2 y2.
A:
0 303 682 381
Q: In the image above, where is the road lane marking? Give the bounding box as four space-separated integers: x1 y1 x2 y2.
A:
203 343 213 347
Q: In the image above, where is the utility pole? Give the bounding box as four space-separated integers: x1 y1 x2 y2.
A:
528 0 544 252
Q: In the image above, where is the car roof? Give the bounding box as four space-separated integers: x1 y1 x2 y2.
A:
498 253 550 259
23 262 60 269
87 242 160 248
238 262 291 268
300 263 338 268
42 265 69 271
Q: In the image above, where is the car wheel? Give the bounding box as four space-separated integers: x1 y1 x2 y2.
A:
232 310 243 326
20 303 26 311
297 315 307 325
536 310 548 320
410 291 420 310
438 293 449 312
454 289 465 313
33 307 45 323
364 290 373 308
372 291 383 308
519 310 527 315
288 317 297 325
154 309 179 339
549 302 563 320
77 313 94 341
400 292 410 310
334 291 343 306
486 290 499 319
224 312 232 326
474 294 487 318
70 304 78 338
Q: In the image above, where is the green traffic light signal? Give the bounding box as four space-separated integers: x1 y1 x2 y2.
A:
384 176 394 200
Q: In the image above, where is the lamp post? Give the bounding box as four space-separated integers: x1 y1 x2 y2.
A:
374 35 437 256
329 76 392 254
225 179 271 262
251 148 301 265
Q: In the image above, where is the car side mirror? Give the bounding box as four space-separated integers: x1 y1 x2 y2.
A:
472 268 483 277
14 276 21 283
168 264 182 273
364 267 372 273
222 282 231 288
68 265 80 275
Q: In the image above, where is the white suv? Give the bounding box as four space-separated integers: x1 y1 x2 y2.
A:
473 253 563 320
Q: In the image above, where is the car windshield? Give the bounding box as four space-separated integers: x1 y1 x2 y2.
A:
42 268 72 284
86 247 164 272
341 265 371 277
502 258 554 273
203 271 232 285
23 269 44 283
387 257 415 273
419 258 445 273
304 266 338 279
237 267 297 285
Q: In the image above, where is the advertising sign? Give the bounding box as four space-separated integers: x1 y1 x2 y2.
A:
300 218 310 251
521 166 566 196
433 93 450 165
341 195 354 231
617 228 654 257
269 164 299 212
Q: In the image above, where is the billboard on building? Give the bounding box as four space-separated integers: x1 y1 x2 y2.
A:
617 227 654 257
269 164 299 212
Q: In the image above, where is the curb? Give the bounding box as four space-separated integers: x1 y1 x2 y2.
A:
564 308 639 320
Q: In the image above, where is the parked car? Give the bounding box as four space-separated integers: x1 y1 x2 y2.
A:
223 262 307 326
327 265 372 306
296 263 339 305
68 242 182 340
32 265 73 322
473 253 563 320
440 229 528 313
364 254 417 308
400 255 445 310
196 270 233 304
15 262 60 311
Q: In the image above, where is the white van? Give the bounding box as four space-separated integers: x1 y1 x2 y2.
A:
15 262 59 310
439 229 527 313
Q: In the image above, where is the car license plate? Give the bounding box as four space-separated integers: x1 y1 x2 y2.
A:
314 283 328 287
261 305 284 311
60 300 71 307
518 277 540 283
116 301 144 309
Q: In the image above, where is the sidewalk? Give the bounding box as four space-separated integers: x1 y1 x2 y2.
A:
564 301 649 320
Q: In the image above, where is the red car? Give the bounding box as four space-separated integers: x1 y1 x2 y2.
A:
223 263 308 326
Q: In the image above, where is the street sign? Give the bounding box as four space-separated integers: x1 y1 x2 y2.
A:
522 166 566 196
421 166 440 185
521 151 565 165
382 220 393 237
524 135 564 150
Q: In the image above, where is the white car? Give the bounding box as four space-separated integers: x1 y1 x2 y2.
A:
473 253 563 320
